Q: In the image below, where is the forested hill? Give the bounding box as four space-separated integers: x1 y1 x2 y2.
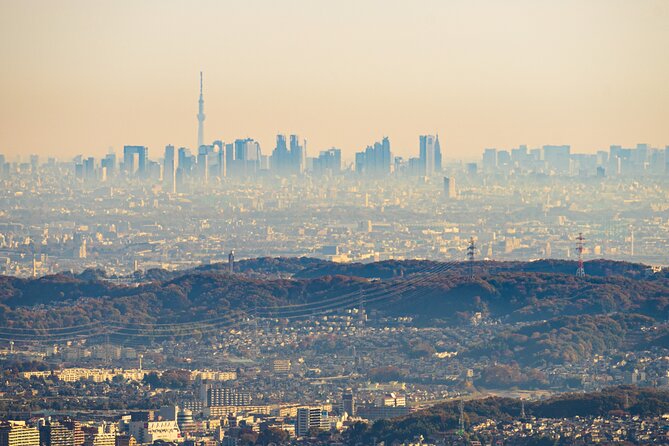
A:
0 258 668 360
343 386 669 445
100 257 654 281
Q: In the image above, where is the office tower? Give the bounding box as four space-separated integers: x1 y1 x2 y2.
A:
163 145 176 193
271 134 306 175
30 155 39 172
444 176 457 199
197 145 213 182
542 145 571 174
0 422 40 446
270 134 289 175
74 164 84 180
296 408 327 437
419 134 441 176
354 137 391 177
101 154 116 179
289 134 306 173
123 146 148 177
213 140 225 178
482 148 497 173
342 389 355 416
197 72 205 149
232 138 262 177
83 157 95 181
312 149 341 176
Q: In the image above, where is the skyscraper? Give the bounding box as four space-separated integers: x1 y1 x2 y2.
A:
197 72 206 149
163 145 176 193
443 176 457 199
354 137 391 177
123 146 148 178
419 134 441 176
270 134 306 175
342 389 355 416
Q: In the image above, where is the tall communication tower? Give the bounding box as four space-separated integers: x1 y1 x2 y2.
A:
467 237 476 280
197 71 206 149
576 233 585 277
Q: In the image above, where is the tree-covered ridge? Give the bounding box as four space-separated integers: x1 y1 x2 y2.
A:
343 386 669 445
0 259 667 359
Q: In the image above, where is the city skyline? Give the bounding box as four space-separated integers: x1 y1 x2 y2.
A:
1 0 669 159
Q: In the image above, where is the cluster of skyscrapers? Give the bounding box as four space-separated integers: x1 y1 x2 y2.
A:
480 143 669 177
3 74 669 189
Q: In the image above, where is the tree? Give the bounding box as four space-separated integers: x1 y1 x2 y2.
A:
256 427 289 445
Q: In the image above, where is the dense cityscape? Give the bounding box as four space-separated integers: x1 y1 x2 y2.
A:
1 79 668 277
3 1 669 444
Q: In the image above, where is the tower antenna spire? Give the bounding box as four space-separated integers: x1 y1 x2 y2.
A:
197 71 206 148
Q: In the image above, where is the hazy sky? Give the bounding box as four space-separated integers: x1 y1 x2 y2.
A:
1 0 668 161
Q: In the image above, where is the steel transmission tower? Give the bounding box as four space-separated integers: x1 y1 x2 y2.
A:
467 237 476 280
576 232 585 277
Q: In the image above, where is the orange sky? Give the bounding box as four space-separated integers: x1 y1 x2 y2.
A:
1 0 668 162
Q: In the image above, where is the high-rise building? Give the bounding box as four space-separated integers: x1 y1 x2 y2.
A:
163 145 176 193
123 146 148 177
0 422 40 446
101 154 116 179
197 72 206 150
312 149 341 176
354 137 391 177
419 134 442 176
341 389 355 416
213 140 225 178
197 145 214 183
296 408 328 437
542 145 571 174
289 134 306 173
231 139 262 177
270 134 306 175
482 148 497 173
443 176 457 199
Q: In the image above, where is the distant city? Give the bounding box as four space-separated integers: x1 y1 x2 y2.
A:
0 75 667 278
1 74 669 446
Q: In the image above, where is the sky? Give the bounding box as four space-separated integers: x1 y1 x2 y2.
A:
1 0 668 162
